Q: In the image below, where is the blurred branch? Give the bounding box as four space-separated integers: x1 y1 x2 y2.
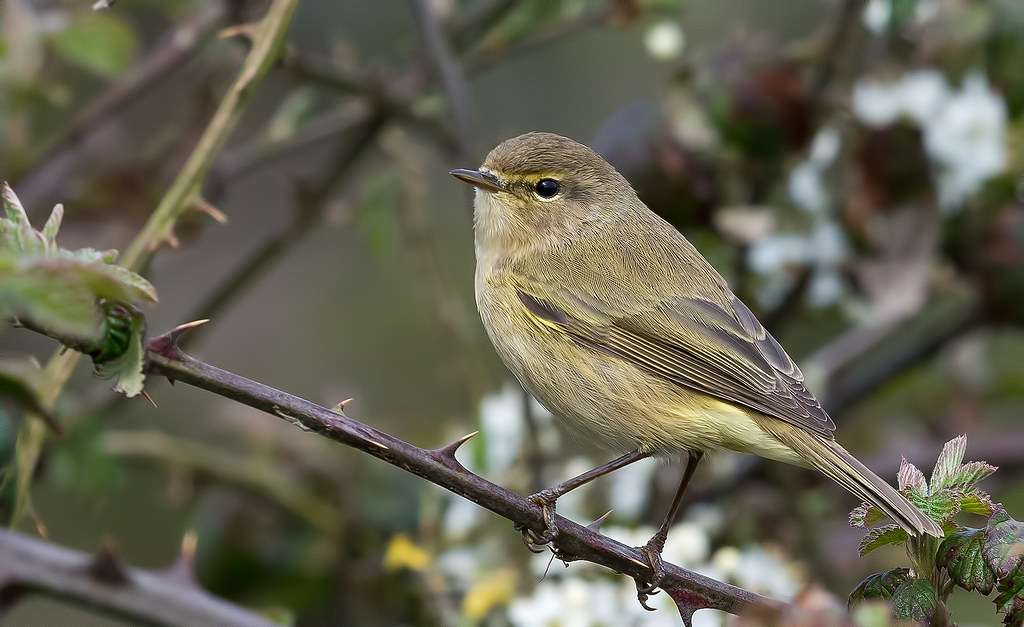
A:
450 0 519 51
8 0 299 531
808 0 864 113
142 323 783 622
409 0 478 159
182 111 388 346
0 529 276 627
463 5 612 75
382 129 494 402
102 430 343 535
120 0 300 271
11 3 230 208
818 295 982 416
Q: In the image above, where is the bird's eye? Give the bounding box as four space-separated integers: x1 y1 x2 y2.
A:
535 178 560 199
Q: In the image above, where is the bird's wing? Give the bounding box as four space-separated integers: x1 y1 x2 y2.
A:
514 284 836 439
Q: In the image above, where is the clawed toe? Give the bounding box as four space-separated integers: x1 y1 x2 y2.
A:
516 490 559 551
634 539 667 611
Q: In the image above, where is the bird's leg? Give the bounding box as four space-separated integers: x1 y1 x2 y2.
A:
636 450 704 610
517 449 652 550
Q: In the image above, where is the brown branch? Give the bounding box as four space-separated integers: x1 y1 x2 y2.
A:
143 323 783 622
0 530 275 627
409 0 478 160
10 3 229 209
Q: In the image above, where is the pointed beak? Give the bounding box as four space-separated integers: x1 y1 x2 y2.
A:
450 168 504 193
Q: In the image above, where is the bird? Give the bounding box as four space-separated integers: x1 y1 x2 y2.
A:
450 131 942 602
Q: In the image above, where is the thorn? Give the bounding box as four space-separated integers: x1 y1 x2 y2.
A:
140 390 157 407
219 23 257 41
88 536 131 585
33 512 48 539
436 430 478 457
587 510 613 531
193 197 228 224
166 232 180 248
146 320 210 359
369 440 390 450
332 398 354 414
161 530 200 588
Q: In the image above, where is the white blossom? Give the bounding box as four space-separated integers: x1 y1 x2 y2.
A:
923 71 1007 209
861 0 891 35
479 383 525 477
644 20 685 61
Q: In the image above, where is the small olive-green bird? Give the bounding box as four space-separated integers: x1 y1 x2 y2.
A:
451 132 941 588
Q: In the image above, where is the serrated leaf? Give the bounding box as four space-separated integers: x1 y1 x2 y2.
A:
984 506 1024 579
0 256 103 339
93 305 146 398
41 204 63 245
49 12 137 76
850 502 889 528
937 527 996 593
948 461 998 490
860 524 910 555
848 568 911 606
908 488 960 525
930 435 968 492
2 182 28 224
898 457 927 493
891 578 937 622
961 491 996 516
995 572 1024 625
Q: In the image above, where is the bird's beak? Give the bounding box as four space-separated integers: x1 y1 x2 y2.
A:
450 168 504 193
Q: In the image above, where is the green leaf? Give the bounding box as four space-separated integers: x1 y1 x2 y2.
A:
897 457 927 494
2 182 29 225
0 256 103 340
40 204 63 245
848 568 911 606
908 488 960 525
93 304 146 398
948 461 998 490
891 578 937 622
961 490 996 516
859 525 909 556
930 435 967 492
984 506 1024 580
938 527 996 594
994 567 1024 625
850 502 889 528
49 12 137 77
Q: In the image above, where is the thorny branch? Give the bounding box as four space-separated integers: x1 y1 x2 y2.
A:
143 322 784 624
0 530 275 627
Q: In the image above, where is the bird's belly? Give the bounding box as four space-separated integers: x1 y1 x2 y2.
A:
477 286 802 464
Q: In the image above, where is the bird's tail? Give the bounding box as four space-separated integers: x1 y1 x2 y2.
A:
755 418 943 537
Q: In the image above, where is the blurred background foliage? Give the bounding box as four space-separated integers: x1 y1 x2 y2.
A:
1 0 1023 624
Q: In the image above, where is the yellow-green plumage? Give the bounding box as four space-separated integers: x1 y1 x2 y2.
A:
465 132 940 538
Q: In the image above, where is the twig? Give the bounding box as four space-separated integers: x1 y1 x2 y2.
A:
819 299 981 416
808 0 864 113
143 323 783 621
181 112 388 347
119 0 300 270
0 529 275 627
463 5 612 75
102 430 344 534
11 3 229 209
8 0 300 530
409 0 478 160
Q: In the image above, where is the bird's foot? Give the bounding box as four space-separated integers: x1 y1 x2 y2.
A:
514 488 560 553
634 534 668 611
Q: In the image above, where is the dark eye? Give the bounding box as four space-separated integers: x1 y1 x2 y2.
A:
535 178 560 198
